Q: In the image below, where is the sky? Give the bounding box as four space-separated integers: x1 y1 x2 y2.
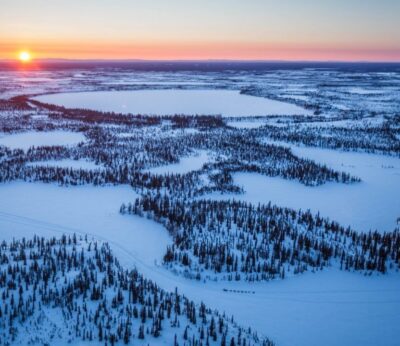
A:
1 0 399 61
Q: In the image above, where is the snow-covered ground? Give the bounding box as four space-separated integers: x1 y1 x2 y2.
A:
0 131 86 150
227 118 268 129
27 158 101 170
282 94 310 101
0 181 399 346
2 65 400 346
346 87 387 95
145 150 210 175
0 182 170 269
33 90 313 117
205 143 400 233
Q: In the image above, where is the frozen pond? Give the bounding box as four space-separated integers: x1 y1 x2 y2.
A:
347 87 386 95
0 181 398 346
0 131 85 151
227 118 268 129
208 144 400 233
33 90 313 117
27 159 101 170
146 150 210 175
0 182 170 268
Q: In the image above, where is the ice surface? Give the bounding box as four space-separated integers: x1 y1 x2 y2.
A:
33 90 313 117
0 131 85 151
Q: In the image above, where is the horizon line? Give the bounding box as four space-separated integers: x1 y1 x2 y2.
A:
1 58 400 64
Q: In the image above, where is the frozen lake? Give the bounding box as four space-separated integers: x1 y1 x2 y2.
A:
33 89 313 117
0 182 169 268
27 159 101 170
227 118 268 129
0 181 398 346
0 131 85 150
208 144 400 233
145 150 210 175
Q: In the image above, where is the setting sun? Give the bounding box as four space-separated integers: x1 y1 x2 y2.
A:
18 51 31 62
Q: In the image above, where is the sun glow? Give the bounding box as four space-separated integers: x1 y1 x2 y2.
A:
18 51 32 62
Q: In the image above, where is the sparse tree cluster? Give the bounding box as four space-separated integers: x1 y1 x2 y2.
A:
121 195 400 281
0 235 273 346
254 124 400 157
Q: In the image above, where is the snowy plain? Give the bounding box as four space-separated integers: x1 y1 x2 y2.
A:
26 158 101 170
226 118 269 129
33 89 313 117
0 182 399 346
205 143 400 233
145 150 211 175
0 183 169 268
1 65 400 346
0 130 86 151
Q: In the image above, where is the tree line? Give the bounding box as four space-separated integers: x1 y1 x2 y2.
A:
0 235 273 346
121 195 400 282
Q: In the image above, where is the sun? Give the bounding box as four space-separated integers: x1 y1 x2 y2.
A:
18 51 32 62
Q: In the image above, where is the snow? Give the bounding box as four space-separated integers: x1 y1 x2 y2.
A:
282 94 310 101
227 118 268 129
0 181 399 346
0 182 170 269
27 159 101 170
101 81 210 86
33 90 313 117
207 144 400 233
223 268 400 346
30 114 48 120
145 150 210 175
347 87 386 95
0 131 86 151
2 66 400 346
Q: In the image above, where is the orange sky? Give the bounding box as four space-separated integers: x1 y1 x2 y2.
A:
4 41 400 62
1 0 400 62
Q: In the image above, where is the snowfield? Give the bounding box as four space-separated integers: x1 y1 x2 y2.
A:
0 181 399 346
1 63 400 346
206 144 400 233
0 182 170 269
27 158 101 170
145 150 211 175
0 130 86 150
227 118 269 129
33 89 313 117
